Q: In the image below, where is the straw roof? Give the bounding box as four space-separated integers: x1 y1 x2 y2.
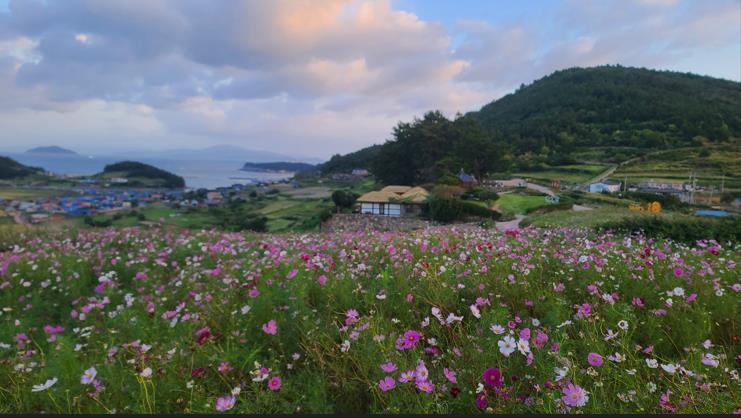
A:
356 190 401 203
380 185 412 194
357 186 429 203
399 187 429 203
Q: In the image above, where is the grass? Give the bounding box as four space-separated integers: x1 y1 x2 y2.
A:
522 205 679 228
493 192 551 215
0 188 69 200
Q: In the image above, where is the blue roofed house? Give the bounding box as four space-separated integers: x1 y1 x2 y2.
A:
458 168 477 189
589 180 621 193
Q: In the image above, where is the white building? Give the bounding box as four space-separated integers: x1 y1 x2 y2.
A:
356 186 429 217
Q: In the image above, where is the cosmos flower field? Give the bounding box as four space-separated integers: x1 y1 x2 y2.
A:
0 225 738 413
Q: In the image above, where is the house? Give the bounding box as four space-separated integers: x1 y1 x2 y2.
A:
351 168 370 176
732 198 741 209
458 168 477 188
356 185 429 217
589 180 621 193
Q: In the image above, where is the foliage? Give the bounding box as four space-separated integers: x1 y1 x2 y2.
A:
102 161 185 188
331 190 359 211
598 214 741 244
474 65 741 163
319 145 383 175
209 200 268 232
0 156 43 179
312 66 741 177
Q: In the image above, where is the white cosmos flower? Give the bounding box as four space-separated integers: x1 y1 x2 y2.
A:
660 363 677 374
646 359 659 368
140 367 153 378
554 367 568 381
617 320 629 331
490 324 505 334
498 335 516 357
446 313 463 324
517 338 530 355
32 377 58 392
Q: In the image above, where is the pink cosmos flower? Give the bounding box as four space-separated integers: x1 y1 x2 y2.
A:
286 269 298 279
632 297 645 307
215 394 236 412
380 362 397 373
378 376 396 392
267 376 281 391
482 367 503 387
575 303 591 318
659 389 676 412
561 383 589 407
415 380 435 394
218 362 233 374
587 352 603 367
398 370 415 383
443 367 457 384
533 330 549 348
262 320 277 335
519 328 531 341
673 267 683 277
317 275 327 285
80 367 97 385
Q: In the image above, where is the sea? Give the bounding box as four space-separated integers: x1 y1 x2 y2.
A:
4 153 294 190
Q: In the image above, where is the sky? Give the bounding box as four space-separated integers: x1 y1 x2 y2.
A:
0 0 739 161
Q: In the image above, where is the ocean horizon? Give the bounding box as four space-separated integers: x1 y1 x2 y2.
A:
3 152 294 190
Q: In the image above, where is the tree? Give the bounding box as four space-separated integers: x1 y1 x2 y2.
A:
331 190 359 212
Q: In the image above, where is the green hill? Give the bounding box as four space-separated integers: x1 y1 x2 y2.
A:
0 156 44 179
473 65 741 163
318 65 741 184
98 161 185 189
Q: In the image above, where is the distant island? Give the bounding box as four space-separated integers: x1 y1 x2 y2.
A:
95 160 185 189
26 146 78 155
241 162 315 173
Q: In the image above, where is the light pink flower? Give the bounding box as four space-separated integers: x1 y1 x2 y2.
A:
262 320 277 335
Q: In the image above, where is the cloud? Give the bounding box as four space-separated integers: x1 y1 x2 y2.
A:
0 0 737 159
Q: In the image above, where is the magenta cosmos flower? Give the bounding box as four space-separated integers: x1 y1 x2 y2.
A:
395 330 422 350
587 352 603 367
562 383 589 407
482 367 503 387
267 376 282 391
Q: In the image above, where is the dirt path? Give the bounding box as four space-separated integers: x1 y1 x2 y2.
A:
495 214 525 232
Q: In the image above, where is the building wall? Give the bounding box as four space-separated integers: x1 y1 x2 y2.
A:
360 202 403 217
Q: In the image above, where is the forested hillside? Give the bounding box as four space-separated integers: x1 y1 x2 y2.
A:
0 156 44 179
318 65 741 185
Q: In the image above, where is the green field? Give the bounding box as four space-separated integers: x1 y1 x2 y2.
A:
0 188 70 200
514 164 610 185
493 192 551 215
611 145 741 190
